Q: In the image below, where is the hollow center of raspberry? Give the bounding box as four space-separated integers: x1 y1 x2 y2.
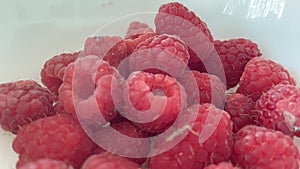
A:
151 89 166 96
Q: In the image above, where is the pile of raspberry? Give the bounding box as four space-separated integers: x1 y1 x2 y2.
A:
1 2 300 169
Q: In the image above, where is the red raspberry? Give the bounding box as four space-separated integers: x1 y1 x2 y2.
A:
129 34 190 76
155 2 214 63
255 84 300 137
231 125 300 169
148 104 233 169
92 121 149 165
81 36 127 67
125 33 156 55
237 57 296 101
17 154 32 168
81 152 141 169
13 114 94 169
187 60 207 72
125 21 154 39
41 52 79 95
53 101 68 114
180 71 226 108
58 56 119 122
0 80 54 134
121 71 187 133
225 93 256 132
204 162 240 169
18 158 73 169
214 38 262 89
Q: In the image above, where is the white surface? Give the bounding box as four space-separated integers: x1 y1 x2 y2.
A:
1 0 300 168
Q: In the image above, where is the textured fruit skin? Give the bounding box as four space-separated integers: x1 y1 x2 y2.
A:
255 84 300 137
125 21 154 39
121 71 187 133
237 57 296 101
155 2 213 63
41 52 79 95
82 36 127 67
92 121 149 165
81 152 142 169
125 33 157 55
225 93 256 132
129 34 190 75
17 158 74 169
148 104 233 169
231 125 300 169
0 80 54 134
13 114 94 169
204 162 240 169
53 101 68 114
58 56 119 122
180 71 226 108
214 38 262 89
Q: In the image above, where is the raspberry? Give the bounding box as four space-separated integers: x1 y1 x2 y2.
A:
214 38 262 89
81 36 127 67
231 125 300 169
125 33 156 55
13 114 94 169
155 2 214 63
58 56 119 122
225 93 256 132
0 80 54 134
17 154 32 168
128 34 190 76
53 101 68 114
204 162 240 169
237 57 296 101
125 21 154 39
148 104 233 169
187 60 207 73
120 71 187 133
41 52 79 95
180 71 226 108
18 158 73 169
255 84 300 137
81 152 141 169
92 121 149 165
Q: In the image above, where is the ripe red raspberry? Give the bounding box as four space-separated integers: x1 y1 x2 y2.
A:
13 114 94 169
214 38 262 89
92 121 149 165
148 104 233 169
18 158 73 169
155 2 214 63
128 34 190 76
125 33 156 55
120 71 187 133
231 125 300 169
255 84 300 137
204 162 240 169
225 93 256 132
0 80 54 134
237 57 296 101
53 101 68 114
58 56 119 122
125 21 154 39
180 71 226 108
81 152 141 169
81 36 127 67
41 52 79 95
17 154 32 168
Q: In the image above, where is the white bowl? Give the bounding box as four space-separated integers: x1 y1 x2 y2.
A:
1 1 300 168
